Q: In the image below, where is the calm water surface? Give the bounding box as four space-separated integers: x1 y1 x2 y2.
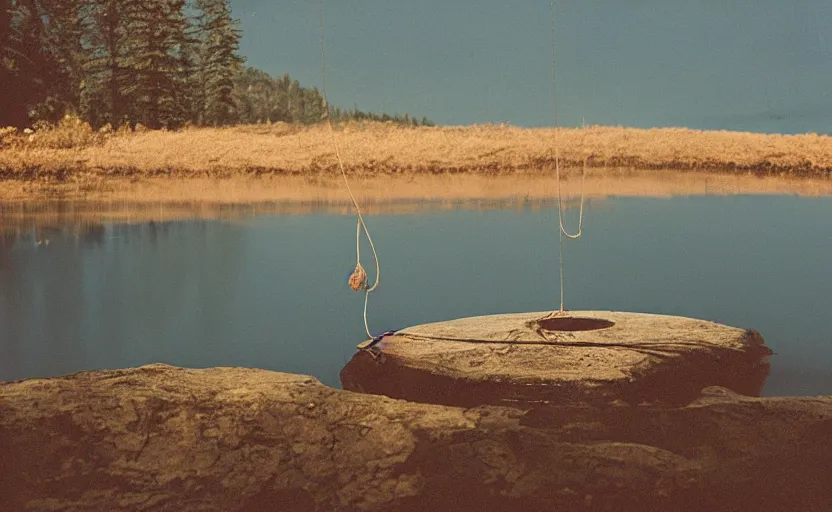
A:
1 196 830 396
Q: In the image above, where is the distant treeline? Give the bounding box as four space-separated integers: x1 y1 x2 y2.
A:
1 0 431 129
234 67 433 127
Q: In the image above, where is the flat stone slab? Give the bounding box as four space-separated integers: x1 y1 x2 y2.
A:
342 311 772 407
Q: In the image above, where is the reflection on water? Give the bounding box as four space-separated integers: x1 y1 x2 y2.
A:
1 196 831 397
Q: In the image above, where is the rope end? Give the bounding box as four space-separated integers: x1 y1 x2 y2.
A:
357 330 398 350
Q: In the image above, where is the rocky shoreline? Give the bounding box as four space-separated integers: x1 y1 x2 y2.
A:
1 364 830 511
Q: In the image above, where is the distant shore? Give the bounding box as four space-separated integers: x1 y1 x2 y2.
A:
1 122 831 203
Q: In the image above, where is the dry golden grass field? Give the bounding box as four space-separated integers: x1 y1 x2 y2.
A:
1 120 831 206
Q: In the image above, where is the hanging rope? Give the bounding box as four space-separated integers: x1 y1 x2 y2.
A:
549 1 587 316
319 0 381 340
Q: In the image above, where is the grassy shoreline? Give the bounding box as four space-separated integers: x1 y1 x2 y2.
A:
2 121 831 177
1 122 831 203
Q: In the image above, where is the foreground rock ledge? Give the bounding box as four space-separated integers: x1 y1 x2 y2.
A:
344 311 772 407
1 365 830 512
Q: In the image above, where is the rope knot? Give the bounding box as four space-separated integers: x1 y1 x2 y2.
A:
348 263 369 292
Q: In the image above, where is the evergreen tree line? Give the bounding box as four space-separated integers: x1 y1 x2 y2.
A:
1 0 432 129
1 0 244 129
329 105 433 127
232 66 433 127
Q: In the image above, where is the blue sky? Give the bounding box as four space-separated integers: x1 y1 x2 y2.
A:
231 0 831 133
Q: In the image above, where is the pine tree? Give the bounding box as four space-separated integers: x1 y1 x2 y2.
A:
1 0 26 126
83 0 130 128
177 28 201 125
0 1 14 71
38 0 88 116
121 0 189 128
13 0 64 121
2 0 100 126
231 66 275 123
192 0 243 125
300 87 325 124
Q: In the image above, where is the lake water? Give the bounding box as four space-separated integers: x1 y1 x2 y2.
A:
1 195 830 397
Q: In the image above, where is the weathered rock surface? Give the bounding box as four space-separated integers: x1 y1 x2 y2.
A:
343 311 772 407
2 364 831 512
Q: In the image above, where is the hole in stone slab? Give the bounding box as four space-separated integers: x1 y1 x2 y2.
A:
535 317 615 332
